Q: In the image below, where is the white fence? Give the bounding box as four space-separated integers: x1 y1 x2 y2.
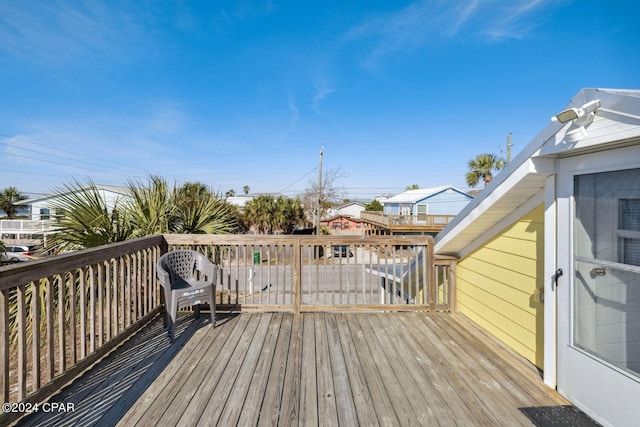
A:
0 220 58 239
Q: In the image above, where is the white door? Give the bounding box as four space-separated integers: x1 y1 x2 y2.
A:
557 146 640 427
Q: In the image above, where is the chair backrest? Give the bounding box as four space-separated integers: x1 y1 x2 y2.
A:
159 250 197 283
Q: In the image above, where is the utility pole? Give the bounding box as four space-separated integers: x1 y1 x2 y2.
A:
315 145 324 236
506 132 513 164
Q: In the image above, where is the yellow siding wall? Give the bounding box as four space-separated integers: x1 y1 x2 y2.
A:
457 204 545 368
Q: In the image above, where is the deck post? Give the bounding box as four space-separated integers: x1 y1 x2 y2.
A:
448 260 457 312
427 236 436 311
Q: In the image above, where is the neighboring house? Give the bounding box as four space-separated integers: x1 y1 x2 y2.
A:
326 202 366 219
21 185 132 221
226 195 255 211
1 185 132 243
435 88 640 427
382 185 472 216
321 214 372 235
362 186 473 236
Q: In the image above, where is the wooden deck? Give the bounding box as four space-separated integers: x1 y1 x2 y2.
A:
15 312 569 426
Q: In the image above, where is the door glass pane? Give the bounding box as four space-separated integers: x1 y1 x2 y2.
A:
574 168 640 377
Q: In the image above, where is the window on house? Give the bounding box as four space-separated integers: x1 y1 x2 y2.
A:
40 208 50 220
417 204 428 215
343 223 350 229
619 198 640 266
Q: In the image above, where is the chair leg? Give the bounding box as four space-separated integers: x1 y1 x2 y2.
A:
169 292 179 341
210 285 216 327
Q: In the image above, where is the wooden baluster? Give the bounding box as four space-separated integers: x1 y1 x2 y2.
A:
45 276 54 382
79 268 86 359
106 260 112 342
69 271 77 366
17 284 26 400
32 280 41 391
57 274 66 374
0 288 8 403
89 265 96 354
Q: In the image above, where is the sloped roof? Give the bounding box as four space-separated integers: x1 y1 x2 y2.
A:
21 184 132 204
383 185 472 204
335 201 365 209
435 88 640 257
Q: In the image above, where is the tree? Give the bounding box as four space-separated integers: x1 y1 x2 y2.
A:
365 199 383 211
0 187 28 219
243 185 250 195
173 184 237 234
49 176 238 252
406 184 419 190
300 168 346 225
225 189 236 198
48 181 133 252
465 153 505 188
175 182 211 210
243 194 306 234
127 175 175 237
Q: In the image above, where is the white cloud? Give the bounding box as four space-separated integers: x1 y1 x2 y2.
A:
347 0 561 63
0 1 153 65
311 89 337 116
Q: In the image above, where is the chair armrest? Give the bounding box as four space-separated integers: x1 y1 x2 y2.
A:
156 260 170 287
194 253 217 284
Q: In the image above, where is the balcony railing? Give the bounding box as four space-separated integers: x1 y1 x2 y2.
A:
0 220 58 236
361 211 456 231
0 234 456 419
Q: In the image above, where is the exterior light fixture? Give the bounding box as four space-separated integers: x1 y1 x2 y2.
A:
551 99 601 143
551 99 601 126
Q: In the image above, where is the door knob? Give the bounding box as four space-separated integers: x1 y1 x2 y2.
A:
591 267 606 276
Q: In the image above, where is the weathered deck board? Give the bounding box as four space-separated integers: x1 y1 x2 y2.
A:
15 312 571 427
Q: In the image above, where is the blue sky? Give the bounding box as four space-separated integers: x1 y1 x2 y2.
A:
1 1 639 201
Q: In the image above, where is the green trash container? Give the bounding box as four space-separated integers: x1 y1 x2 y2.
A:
253 251 261 264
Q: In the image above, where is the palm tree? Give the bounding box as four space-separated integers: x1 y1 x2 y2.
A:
465 153 505 187
173 191 238 234
244 195 306 234
126 176 175 237
48 181 133 252
175 182 211 209
243 185 250 195
0 187 28 218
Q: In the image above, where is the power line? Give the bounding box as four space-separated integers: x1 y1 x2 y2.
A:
0 140 142 175
277 167 317 193
0 133 143 173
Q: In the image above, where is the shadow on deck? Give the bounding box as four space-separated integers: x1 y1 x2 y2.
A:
15 312 590 426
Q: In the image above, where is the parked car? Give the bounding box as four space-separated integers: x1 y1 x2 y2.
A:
1 244 39 263
332 245 353 257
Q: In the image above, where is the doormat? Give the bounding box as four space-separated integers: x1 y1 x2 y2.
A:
519 405 601 427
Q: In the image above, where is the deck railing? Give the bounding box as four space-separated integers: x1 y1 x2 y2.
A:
361 211 456 229
0 234 455 415
0 235 165 413
164 234 454 312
